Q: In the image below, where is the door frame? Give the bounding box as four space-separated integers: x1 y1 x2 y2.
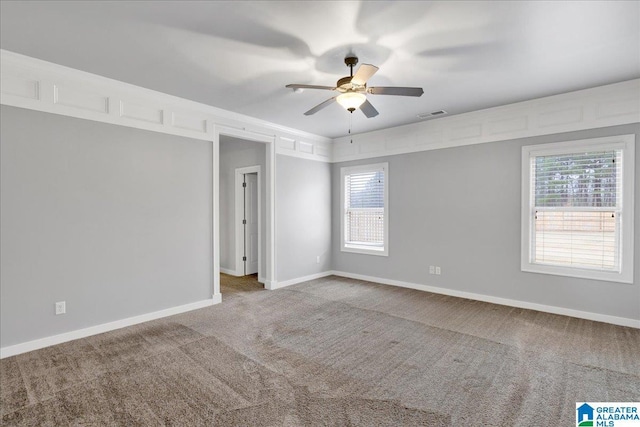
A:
234 166 261 278
213 126 276 298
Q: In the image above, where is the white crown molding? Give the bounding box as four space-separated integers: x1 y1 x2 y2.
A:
0 296 219 359
330 271 640 329
0 49 332 162
331 79 640 163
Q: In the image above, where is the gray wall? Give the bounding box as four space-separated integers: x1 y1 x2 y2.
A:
219 136 266 276
2 102 635 350
1 106 213 347
332 124 640 321
276 154 332 282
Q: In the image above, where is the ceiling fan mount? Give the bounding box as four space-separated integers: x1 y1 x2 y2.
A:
286 55 423 118
344 56 358 68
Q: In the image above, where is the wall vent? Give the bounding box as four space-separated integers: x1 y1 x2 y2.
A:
417 110 448 119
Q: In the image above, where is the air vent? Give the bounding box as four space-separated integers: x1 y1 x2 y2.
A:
417 110 448 119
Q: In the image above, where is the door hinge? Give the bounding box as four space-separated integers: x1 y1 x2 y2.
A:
242 219 247 225
242 182 247 188
242 256 247 261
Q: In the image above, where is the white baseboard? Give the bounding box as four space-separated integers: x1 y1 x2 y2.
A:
220 268 241 276
330 271 640 329
0 297 220 359
263 280 275 290
268 271 333 290
220 268 264 281
211 293 222 304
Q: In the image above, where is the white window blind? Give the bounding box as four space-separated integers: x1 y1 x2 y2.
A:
532 150 621 270
341 163 388 256
521 135 635 283
346 170 384 246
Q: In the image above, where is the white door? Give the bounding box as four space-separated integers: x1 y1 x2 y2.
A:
244 173 259 275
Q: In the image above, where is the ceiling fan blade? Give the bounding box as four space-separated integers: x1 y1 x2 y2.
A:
360 99 379 118
368 87 424 97
304 97 336 115
286 84 336 91
351 64 379 86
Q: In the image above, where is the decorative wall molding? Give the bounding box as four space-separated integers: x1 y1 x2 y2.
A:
332 79 640 163
0 297 220 359
330 271 640 328
3 50 638 165
0 49 332 162
276 135 331 161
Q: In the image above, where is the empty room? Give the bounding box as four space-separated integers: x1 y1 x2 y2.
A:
1 1 639 426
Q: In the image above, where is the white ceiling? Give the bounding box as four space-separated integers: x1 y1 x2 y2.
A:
1 1 638 139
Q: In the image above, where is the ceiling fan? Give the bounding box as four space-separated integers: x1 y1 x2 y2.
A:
286 56 424 118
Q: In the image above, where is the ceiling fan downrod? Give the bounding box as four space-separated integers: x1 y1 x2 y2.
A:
344 56 359 113
345 56 358 77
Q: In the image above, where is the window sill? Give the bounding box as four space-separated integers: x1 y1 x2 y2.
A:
342 245 388 257
521 262 633 284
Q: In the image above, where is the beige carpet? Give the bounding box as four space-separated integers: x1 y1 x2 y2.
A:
1 275 639 426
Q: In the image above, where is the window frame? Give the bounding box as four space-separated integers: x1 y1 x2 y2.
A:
521 135 635 283
340 162 389 256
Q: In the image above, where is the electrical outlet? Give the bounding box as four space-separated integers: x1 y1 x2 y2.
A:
435 266 441 275
316 256 320 264
429 266 435 274
55 301 66 315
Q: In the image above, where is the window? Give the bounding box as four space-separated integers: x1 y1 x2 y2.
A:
521 135 635 283
341 162 389 256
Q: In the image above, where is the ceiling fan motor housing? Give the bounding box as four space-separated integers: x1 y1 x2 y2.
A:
338 76 359 90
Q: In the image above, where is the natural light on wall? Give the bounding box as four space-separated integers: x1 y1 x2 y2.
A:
521 135 635 283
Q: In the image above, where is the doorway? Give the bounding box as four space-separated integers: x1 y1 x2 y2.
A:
235 167 261 277
213 127 275 300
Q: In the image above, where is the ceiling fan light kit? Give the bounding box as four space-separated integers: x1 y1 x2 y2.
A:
286 56 424 118
337 92 366 112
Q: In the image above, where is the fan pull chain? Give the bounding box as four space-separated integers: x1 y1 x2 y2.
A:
349 112 353 144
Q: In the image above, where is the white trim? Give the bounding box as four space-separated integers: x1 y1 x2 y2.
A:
0 297 220 359
2 51 637 165
276 136 332 163
340 162 389 256
0 49 332 163
234 166 262 278
267 271 334 290
331 79 640 163
330 271 640 329
220 267 240 276
267 138 277 284
263 279 276 289
3 51 638 166
520 134 635 283
212 134 220 297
